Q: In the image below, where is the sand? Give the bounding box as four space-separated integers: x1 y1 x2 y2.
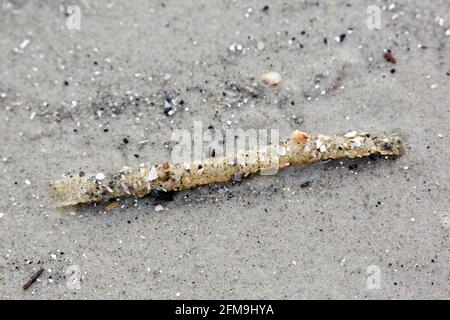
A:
0 0 448 299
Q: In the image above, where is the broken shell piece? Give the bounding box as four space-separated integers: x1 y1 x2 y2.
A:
316 140 323 150
95 173 105 180
350 136 364 148
148 166 158 181
276 145 287 156
256 41 265 51
290 131 309 143
344 130 358 138
105 201 119 210
260 72 282 87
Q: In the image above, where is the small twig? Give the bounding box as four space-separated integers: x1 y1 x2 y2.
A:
23 267 44 290
49 130 405 207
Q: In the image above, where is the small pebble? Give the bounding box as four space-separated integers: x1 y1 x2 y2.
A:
233 172 242 182
229 43 243 52
335 34 346 43
256 41 265 51
260 72 282 87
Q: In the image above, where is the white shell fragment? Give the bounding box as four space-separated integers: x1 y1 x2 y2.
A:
148 166 158 181
256 41 265 51
19 39 31 49
95 173 105 180
344 130 358 138
276 145 287 156
351 136 364 148
260 72 282 87
315 140 321 148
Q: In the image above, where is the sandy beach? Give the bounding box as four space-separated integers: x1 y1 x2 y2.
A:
0 0 448 299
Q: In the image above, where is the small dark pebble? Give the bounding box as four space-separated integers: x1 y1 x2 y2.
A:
164 104 173 115
150 190 175 201
63 81 69 86
382 142 392 150
323 37 328 45
390 68 396 74
300 181 311 188
262 5 269 12
123 138 129 144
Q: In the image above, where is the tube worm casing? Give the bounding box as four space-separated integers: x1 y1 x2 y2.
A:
49 131 405 207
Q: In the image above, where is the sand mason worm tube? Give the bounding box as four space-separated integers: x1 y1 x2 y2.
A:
49 131 405 207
